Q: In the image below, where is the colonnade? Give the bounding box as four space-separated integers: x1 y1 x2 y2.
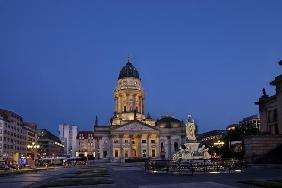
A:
112 133 158 160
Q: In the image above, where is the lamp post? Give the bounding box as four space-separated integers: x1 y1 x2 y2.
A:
27 142 40 169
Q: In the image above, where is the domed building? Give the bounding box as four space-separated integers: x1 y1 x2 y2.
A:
77 58 187 161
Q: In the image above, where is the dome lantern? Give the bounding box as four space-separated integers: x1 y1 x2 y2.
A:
118 59 140 80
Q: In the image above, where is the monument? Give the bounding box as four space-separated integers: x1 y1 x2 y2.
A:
172 115 211 161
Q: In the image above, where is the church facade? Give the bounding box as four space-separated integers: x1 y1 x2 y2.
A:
76 59 189 161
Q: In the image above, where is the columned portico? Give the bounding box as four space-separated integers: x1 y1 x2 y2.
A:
111 120 158 162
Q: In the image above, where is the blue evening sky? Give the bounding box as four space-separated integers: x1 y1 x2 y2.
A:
0 0 281 135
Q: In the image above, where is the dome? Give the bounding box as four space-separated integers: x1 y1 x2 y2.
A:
118 60 140 80
156 116 183 128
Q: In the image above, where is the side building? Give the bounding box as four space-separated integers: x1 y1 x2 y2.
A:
37 129 64 158
59 124 78 157
0 109 37 164
239 115 261 134
244 66 282 162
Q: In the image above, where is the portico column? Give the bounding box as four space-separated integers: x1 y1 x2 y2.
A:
108 135 113 160
147 134 150 157
138 134 142 158
119 134 124 162
167 136 171 159
129 135 133 158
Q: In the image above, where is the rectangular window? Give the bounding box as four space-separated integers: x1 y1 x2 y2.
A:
142 150 146 157
114 140 119 144
274 109 278 122
142 140 146 143
152 149 156 157
274 124 279 135
103 151 107 158
125 150 128 158
114 150 119 158
125 140 128 144
151 140 155 144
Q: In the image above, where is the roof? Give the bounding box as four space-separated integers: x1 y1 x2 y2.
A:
77 131 94 139
270 74 282 86
111 120 158 132
118 60 140 80
240 115 260 123
37 129 61 143
198 130 227 139
157 116 181 123
0 108 23 123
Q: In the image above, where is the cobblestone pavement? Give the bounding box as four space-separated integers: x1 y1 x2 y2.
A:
0 167 76 188
105 163 282 188
1 164 282 188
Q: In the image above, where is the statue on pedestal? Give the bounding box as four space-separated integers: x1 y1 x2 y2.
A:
171 114 211 161
186 115 196 141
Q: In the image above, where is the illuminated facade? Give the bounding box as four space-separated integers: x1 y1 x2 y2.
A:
77 59 187 161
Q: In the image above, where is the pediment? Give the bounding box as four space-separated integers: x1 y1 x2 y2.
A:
113 121 156 132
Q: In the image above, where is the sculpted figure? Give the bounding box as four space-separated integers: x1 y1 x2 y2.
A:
197 145 205 154
186 115 196 141
203 148 211 159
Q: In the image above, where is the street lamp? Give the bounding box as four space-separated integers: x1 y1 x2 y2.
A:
213 140 225 147
27 142 40 168
27 142 40 149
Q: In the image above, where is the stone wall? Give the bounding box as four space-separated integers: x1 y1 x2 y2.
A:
244 135 282 162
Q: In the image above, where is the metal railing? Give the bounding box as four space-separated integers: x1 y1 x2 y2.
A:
145 159 247 175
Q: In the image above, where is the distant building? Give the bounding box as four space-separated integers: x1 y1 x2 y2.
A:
239 115 261 132
76 131 96 158
0 109 29 163
197 130 227 148
36 129 64 158
59 124 78 157
226 124 238 131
